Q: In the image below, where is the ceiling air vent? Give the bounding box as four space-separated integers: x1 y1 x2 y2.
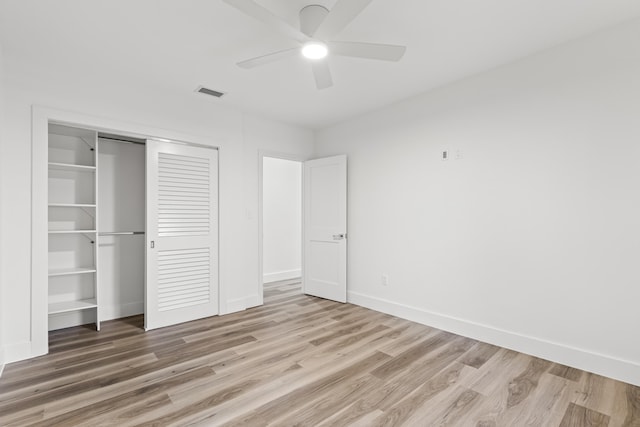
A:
196 86 225 98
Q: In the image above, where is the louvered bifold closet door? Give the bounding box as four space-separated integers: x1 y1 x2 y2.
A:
146 140 218 330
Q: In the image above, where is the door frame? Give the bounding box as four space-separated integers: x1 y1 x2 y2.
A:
257 151 308 307
31 106 221 358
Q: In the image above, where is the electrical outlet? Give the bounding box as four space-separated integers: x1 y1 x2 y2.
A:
381 274 389 286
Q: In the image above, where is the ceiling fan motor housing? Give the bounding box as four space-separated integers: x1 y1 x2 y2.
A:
300 4 329 37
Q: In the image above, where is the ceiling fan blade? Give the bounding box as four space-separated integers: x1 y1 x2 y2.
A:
311 60 333 89
328 41 406 61
313 0 373 40
223 0 310 43
237 47 300 69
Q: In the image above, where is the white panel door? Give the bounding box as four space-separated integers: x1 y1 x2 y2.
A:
304 155 347 302
146 140 218 330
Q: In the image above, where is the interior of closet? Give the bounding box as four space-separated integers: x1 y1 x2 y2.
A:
47 124 146 331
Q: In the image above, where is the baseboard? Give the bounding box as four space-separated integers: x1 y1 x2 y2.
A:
224 294 261 315
263 269 301 283
5 340 32 364
49 310 96 332
244 294 261 309
225 297 248 314
348 291 640 387
0 344 4 377
101 302 144 322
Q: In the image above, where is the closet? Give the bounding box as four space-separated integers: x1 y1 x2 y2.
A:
46 123 219 334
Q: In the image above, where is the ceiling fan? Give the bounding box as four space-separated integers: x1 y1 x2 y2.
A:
222 0 407 89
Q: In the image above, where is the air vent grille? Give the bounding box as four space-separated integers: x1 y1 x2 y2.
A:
196 86 225 98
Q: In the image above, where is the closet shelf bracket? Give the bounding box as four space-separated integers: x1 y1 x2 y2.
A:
81 233 95 244
79 137 95 151
80 207 96 219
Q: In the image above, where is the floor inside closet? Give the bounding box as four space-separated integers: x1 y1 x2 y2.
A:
1 287 639 426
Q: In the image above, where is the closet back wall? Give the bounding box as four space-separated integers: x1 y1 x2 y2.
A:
98 139 145 320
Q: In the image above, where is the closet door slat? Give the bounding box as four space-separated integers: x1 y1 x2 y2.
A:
156 247 211 310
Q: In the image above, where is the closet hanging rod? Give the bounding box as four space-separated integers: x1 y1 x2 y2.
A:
98 133 146 145
99 231 145 236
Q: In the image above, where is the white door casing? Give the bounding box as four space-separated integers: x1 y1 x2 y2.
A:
303 155 347 302
145 140 219 330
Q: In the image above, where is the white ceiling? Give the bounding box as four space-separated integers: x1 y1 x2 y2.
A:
1 0 640 129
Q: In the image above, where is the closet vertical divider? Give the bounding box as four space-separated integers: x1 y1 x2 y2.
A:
94 136 100 331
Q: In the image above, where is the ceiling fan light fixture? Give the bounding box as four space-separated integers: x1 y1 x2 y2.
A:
302 41 328 60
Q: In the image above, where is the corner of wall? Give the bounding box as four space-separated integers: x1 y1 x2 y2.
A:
0 40 6 377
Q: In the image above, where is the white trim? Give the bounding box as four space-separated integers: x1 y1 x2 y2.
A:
258 151 308 308
244 294 261 310
100 301 144 322
348 290 640 387
225 294 261 315
263 269 302 283
30 105 224 362
4 341 32 364
226 297 247 314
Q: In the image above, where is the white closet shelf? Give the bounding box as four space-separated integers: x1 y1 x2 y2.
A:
48 162 96 172
48 299 97 315
48 230 97 234
48 203 97 208
48 267 97 277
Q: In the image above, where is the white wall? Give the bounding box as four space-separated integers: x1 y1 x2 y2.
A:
0 51 314 362
0 41 6 374
263 157 302 283
316 19 640 386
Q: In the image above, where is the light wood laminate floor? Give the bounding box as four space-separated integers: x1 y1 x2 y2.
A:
1 279 639 426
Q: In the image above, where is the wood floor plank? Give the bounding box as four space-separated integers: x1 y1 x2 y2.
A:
26 366 215 427
415 387 482 426
370 363 470 426
460 341 501 369
499 371 573 426
318 335 477 427
1 280 639 426
622 384 640 427
370 330 458 380
219 351 391 426
270 373 383 426
550 362 584 382
505 357 552 408
560 402 611 427
574 372 619 417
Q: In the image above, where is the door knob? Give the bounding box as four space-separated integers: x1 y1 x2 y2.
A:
333 234 346 240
